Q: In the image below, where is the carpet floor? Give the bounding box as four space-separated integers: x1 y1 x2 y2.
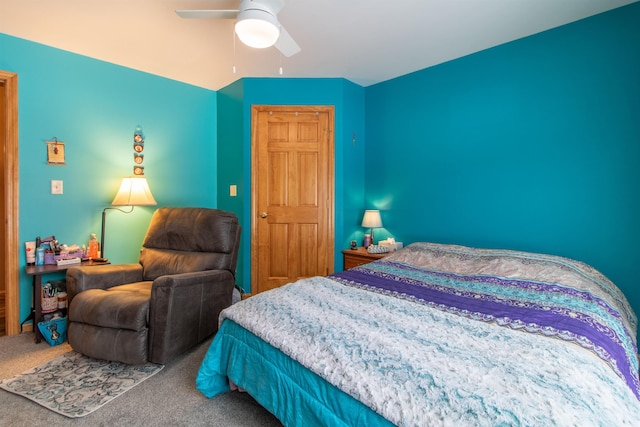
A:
0 333 283 426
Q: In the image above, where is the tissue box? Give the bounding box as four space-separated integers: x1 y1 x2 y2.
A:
379 239 403 252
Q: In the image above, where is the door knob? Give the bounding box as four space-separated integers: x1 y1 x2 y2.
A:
260 212 268 218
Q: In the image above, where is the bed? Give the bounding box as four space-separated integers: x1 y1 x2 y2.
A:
196 242 640 426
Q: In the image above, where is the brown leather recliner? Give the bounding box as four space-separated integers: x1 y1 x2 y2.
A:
66 207 241 365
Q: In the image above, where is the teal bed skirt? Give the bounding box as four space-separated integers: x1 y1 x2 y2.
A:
196 320 393 427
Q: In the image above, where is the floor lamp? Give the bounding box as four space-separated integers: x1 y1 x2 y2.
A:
101 176 157 260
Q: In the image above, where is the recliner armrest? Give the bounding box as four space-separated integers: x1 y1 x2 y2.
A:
151 269 233 290
66 263 144 304
148 269 235 364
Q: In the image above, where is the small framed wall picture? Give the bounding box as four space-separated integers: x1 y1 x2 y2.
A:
46 140 66 165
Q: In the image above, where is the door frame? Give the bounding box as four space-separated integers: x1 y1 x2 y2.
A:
250 105 335 295
1 71 19 335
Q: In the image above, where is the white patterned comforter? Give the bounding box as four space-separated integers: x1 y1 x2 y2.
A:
218 243 640 426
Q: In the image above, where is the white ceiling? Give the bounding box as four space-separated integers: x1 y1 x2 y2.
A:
0 0 636 91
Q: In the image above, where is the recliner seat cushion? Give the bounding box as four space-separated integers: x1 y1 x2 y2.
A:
106 281 153 295
69 282 152 331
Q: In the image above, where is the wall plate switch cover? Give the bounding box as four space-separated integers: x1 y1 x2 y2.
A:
51 180 63 194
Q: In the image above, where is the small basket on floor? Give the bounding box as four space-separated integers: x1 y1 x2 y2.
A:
37 317 67 346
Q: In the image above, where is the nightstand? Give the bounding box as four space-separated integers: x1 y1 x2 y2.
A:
342 247 388 270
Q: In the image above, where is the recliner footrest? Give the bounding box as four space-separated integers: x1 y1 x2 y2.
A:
68 322 149 365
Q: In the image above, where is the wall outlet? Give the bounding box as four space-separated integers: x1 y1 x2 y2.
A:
230 184 237 197
51 180 63 194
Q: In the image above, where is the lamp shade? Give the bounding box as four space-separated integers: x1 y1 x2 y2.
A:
361 210 383 228
235 9 280 48
111 177 157 206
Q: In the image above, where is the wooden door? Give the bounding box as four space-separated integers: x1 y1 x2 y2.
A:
0 70 19 336
251 105 334 294
0 80 5 336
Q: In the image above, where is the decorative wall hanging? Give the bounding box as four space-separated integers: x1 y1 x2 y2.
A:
133 125 145 175
46 138 66 165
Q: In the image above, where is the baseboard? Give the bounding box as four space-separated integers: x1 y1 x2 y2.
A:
241 293 252 300
21 322 33 332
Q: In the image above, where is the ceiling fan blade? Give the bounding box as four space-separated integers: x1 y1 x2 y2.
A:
275 25 300 57
175 10 239 20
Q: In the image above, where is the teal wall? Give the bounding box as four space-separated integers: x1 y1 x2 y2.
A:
0 34 217 324
216 78 366 292
365 4 640 313
2 1 638 330
216 80 246 286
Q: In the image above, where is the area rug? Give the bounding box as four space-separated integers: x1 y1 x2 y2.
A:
0 351 163 418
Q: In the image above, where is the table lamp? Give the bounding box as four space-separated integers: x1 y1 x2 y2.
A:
101 176 157 259
361 210 383 247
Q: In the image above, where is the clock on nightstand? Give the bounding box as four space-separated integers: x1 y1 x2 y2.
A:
342 247 389 270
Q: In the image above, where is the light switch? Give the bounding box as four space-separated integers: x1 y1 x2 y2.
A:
230 185 237 197
51 180 63 195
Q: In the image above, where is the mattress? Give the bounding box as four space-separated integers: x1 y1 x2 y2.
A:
197 242 640 426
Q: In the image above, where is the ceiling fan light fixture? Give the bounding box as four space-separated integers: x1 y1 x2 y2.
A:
235 9 280 49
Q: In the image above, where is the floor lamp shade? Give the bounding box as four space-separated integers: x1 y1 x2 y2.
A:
102 177 157 259
111 177 157 206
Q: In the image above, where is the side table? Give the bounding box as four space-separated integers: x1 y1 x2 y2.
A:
342 247 389 270
24 260 109 343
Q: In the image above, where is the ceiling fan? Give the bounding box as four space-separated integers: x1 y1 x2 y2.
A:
176 0 301 57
